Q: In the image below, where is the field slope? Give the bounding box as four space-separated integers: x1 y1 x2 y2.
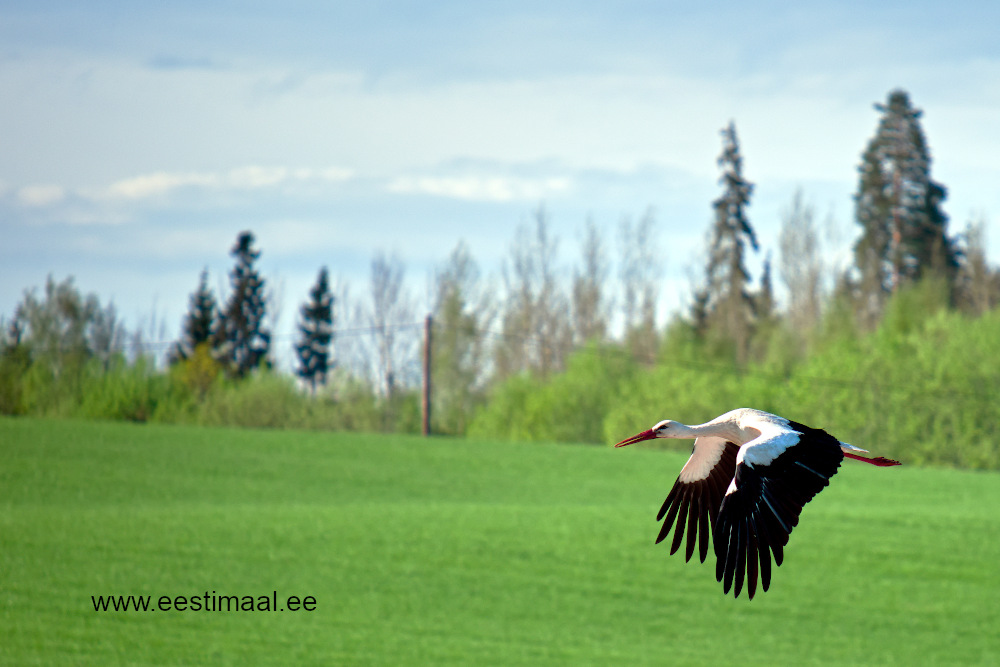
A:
2 418 998 665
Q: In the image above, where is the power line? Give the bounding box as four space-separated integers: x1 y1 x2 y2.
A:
431 320 997 403
127 316 997 403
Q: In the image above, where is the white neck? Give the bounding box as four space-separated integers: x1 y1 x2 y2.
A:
678 419 743 442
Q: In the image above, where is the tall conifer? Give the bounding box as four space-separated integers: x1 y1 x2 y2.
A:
695 121 759 364
295 267 334 394
169 269 217 364
853 89 958 325
218 231 271 377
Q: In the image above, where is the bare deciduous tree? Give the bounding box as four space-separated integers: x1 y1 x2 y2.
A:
365 252 416 400
432 241 496 434
957 215 1000 315
495 205 571 380
572 217 611 345
90 302 127 370
11 275 124 376
778 190 825 334
618 208 660 362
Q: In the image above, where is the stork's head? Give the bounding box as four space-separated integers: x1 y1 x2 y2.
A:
614 420 683 447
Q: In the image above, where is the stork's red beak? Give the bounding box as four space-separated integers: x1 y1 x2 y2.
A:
614 428 656 447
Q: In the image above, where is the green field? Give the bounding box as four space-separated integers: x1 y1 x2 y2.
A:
2 418 998 665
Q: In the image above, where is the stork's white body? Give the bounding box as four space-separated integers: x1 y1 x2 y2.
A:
615 407 900 600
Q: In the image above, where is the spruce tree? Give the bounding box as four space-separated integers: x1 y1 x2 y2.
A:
218 231 271 378
169 269 217 364
695 121 759 364
853 89 958 326
295 267 334 394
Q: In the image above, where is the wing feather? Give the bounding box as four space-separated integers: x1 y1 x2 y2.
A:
746 525 759 600
657 491 683 544
669 493 690 556
685 493 701 561
655 437 739 563
713 422 844 598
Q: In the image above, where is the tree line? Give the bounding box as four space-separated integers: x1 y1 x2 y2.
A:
2 89 999 465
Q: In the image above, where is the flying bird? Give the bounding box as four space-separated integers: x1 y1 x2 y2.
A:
615 408 900 600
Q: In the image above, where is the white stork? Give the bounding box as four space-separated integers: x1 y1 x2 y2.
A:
615 408 900 600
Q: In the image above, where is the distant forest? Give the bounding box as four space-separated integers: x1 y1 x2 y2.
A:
3 89 999 469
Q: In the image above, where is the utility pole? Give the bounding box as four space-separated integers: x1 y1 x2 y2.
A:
422 314 432 437
891 168 902 293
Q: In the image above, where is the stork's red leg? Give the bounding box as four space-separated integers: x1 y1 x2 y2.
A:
844 452 901 466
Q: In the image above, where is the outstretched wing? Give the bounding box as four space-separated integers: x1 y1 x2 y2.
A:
713 421 844 600
655 436 740 563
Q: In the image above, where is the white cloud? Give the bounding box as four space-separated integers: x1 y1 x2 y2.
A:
104 171 220 199
228 165 289 189
387 174 572 202
97 165 354 201
17 184 66 207
314 167 355 183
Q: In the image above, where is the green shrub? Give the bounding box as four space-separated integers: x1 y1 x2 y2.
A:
77 356 172 422
195 372 307 429
467 372 542 442
470 343 638 444
0 345 31 415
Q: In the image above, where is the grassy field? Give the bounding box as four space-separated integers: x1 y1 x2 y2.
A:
1 417 998 665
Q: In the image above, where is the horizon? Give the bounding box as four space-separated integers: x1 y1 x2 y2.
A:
2 2 998 369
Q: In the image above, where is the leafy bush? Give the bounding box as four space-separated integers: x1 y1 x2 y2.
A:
194 372 307 429
0 344 31 415
470 343 638 443
467 372 543 441
78 356 173 422
475 291 1000 470
3 273 999 468
781 306 1000 468
301 374 382 433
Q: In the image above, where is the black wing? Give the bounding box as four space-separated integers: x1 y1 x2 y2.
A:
713 422 844 599
656 437 740 564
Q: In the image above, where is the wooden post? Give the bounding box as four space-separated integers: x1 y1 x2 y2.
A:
422 314 432 437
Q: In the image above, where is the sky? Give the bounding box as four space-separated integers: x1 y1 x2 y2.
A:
2 1 999 367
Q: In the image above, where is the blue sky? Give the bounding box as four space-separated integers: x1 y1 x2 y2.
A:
2 1 999 363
